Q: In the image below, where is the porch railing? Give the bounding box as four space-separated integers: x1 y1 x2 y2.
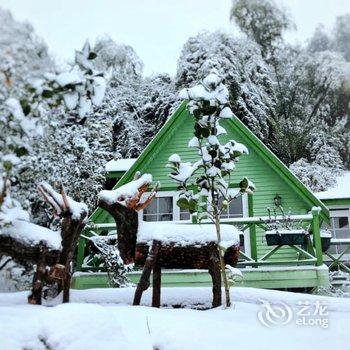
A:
75 207 324 271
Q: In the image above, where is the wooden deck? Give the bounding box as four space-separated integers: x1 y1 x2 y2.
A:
72 265 330 290
74 208 343 290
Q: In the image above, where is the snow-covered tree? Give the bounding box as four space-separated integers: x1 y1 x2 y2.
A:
333 14 350 62
308 25 332 53
168 71 255 307
93 35 144 80
273 47 350 168
86 234 133 288
176 31 276 142
98 72 178 158
17 114 113 224
230 0 293 59
0 8 54 101
0 11 108 289
290 159 340 193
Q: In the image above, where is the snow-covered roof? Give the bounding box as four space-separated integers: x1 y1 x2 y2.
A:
105 158 137 172
137 221 241 247
315 171 350 200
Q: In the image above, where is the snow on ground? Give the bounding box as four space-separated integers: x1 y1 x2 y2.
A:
315 171 350 199
1 287 350 349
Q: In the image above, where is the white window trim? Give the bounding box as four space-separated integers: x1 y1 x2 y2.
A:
324 206 350 257
139 190 250 254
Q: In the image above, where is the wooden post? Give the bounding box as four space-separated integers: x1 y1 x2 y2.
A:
28 242 47 305
312 207 323 266
248 194 258 262
76 237 86 271
152 264 161 308
133 240 160 306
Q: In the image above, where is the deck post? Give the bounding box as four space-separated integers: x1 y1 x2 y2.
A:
312 207 323 266
76 237 86 271
248 194 258 262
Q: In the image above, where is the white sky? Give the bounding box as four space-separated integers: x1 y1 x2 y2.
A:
1 0 350 76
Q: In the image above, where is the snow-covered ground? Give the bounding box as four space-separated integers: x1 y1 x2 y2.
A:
1 287 350 350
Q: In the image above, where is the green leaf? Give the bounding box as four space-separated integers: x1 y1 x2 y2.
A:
88 52 97 60
188 198 197 213
42 89 54 98
239 177 249 190
3 160 13 171
177 197 189 209
20 100 31 116
201 127 210 138
193 108 202 118
15 146 28 157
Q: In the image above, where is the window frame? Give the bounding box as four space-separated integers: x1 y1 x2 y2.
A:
326 207 350 255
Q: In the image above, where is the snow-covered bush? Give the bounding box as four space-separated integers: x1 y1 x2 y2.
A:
87 234 133 288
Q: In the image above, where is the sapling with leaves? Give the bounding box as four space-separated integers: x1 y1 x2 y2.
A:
167 70 256 307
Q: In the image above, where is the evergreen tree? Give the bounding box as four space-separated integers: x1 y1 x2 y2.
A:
230 0 293 59
176 31 276 142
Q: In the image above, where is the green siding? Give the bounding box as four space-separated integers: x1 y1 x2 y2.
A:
139 113 310 259
95 106 323 260
320 198 350 207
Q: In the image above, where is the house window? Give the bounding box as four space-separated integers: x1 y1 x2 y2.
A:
141 191 246 224
326 208 350 255
180 207 191 221
143 196 173 222
219 195 244 219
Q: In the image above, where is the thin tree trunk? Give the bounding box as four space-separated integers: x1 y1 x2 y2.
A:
208 246 222 308
133 240 160 306
215 216 231 308
152 264 161 308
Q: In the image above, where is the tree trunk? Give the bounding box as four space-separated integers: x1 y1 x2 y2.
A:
28 242 48 305
133 240 160 306
56 216 86 302
208 246 222 308
152 264 161 308
215 217 231 308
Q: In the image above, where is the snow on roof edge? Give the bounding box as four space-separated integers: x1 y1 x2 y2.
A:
315 171 350 200
105 158 137 172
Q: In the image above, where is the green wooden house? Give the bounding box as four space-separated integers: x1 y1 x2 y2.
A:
73 102 350 290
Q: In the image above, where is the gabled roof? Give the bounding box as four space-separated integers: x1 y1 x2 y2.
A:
91 101 329 222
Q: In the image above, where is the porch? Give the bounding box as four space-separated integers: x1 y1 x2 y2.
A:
73 207 336 290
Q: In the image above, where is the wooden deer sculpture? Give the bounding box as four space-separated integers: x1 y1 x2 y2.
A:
99 173 240 308
0 180 88 304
